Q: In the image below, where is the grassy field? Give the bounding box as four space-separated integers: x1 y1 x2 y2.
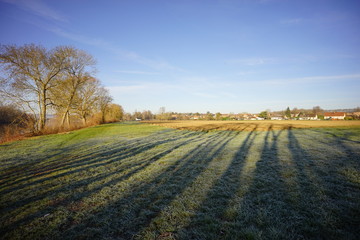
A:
1 122 360 239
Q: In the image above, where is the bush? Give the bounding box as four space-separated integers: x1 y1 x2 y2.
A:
0 104 36 143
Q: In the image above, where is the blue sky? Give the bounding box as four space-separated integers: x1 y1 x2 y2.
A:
1 0 359 113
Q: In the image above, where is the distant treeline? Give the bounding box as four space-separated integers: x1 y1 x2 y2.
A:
124 106 360 121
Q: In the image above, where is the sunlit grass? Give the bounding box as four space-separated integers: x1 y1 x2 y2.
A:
1 122 359 239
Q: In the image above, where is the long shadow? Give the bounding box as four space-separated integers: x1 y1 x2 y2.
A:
3 126 358 239
1 128 176 181
231 127 289 238
286 128 360 239
286 127 329 238
0 129 182 185
0 130 209 235
132 130 243 236
0 130 198 194
307 128 360 168
3 131 206 211
179 126 259 239
57 131 239 239
180 126 291 239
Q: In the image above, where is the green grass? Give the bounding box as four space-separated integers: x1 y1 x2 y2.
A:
1 122 359 240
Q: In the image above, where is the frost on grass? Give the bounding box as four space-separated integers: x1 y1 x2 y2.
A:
0 122 359 240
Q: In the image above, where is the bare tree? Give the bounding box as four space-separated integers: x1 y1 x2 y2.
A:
0 44 70 131
51 48 96 128
141 110 154 120
1 44 120 132
312 106 323 115
74 78 101 125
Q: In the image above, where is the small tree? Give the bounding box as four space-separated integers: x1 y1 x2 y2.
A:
285 107 291 119
105 104 123 122
97 87 113 123
157 107 171 120
205 111 214 120
142 110 154 120
258 111 268 119
215 112 221 120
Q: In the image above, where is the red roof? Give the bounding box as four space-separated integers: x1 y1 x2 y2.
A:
324 112 345 117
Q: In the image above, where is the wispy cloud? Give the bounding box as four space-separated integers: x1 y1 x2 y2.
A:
49 27 109 46
3 0 185 73
106 85 149 93
191 92 217 99
106 75 237 101
106 82 180 96
236 71 255 76
47 27 185 72
1 0 68 22
114 70 161 75
226 57 276 66
262 74 360 85
124 53 185 72
281 11 350 27
281 18 304 25
219 91 238 99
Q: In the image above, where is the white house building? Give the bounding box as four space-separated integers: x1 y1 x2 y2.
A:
324 112 346 120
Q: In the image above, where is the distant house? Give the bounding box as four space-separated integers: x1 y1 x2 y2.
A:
291 113 300 119
324 112 346 120
255 117 265 120
299 113 318 120
307 114 318 120
353 112 360 120
270 114 284 120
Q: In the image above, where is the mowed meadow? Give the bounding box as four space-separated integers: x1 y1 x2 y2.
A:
1 121 360 240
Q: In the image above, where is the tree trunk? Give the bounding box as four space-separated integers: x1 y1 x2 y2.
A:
61 111 68 128
102 109 106 123
66 113 70 128
39 89 47 131
61 110 71 128
60 89 77 128
82 115 87 126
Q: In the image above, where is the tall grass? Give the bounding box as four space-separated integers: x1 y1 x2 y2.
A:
0 122 359 239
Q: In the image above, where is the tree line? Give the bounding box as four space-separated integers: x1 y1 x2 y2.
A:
0 44 122 136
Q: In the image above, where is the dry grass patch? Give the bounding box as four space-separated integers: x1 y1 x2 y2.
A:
143 120 360 131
